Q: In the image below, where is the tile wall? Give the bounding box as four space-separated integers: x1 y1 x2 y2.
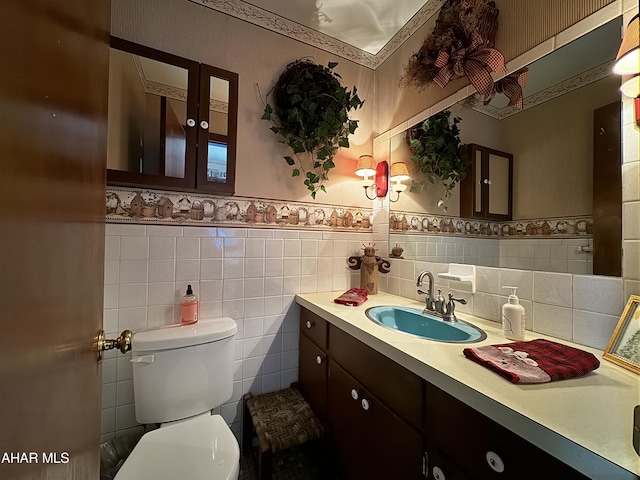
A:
390 233 594 274
101 223 370 443
385 258 626 350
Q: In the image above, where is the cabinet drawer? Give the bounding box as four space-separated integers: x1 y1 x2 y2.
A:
300 308 328 349
330 325 423 429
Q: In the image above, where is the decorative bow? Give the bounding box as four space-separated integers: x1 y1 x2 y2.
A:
433 32 506 97
484 67 529 109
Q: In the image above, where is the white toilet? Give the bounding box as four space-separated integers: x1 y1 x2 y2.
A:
114 317 240 480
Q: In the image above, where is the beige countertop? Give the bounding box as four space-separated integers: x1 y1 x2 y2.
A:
296 291 640 480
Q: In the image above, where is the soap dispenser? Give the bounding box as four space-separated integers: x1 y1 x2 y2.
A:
501 286 525 340
180 284 198 325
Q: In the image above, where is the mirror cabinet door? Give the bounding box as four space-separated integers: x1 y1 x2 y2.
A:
196 64 238 195
107 37 199 190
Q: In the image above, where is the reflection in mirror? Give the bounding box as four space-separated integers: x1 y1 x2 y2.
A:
389 17 623 276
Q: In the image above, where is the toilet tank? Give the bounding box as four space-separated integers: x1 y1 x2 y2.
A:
131 317 237 425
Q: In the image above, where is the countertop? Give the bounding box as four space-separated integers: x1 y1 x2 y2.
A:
296 291 640 479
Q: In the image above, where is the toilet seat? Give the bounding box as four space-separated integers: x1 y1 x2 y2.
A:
114 414 239 480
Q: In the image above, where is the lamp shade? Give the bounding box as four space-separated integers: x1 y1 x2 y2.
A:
389 162 410 181
620 75 640 98
613 14 639 75
355 155 376 177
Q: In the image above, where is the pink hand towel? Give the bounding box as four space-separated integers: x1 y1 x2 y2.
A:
334 288 368 306
463 338 600 384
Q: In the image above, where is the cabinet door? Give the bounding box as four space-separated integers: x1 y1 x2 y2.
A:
328 360 423 480
107 37 199 190
460 144 513 220
195 64 238 195
298 333 327 424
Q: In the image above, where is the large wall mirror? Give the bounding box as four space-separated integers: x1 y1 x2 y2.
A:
107 37 238 194
389 17 623 277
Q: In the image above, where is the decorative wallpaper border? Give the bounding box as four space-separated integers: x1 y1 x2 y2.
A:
390 211 593 238
106 187 374 232
189 0 444 70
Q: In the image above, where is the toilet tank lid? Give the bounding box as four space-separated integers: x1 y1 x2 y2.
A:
132 317 237 352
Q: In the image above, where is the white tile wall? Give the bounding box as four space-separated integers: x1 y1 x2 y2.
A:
101 224 365 443
389 234 593 273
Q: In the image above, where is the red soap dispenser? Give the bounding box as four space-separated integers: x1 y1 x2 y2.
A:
180 284 198 325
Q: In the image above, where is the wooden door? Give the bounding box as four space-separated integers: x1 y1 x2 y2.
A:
593 101 622 277
0 1 110 479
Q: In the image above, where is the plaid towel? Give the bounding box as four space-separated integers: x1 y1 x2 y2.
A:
463 339 600 384
334 288 368 306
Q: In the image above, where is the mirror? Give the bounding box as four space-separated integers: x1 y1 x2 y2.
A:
389 17 623 276
107 38 237 194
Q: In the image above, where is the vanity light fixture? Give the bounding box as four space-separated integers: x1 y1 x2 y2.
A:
355 154 378 200
389 162 410 203
613 14 640 123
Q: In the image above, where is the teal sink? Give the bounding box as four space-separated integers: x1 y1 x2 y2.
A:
365 306 486 343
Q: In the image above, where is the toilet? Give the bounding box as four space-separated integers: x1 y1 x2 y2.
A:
115 317 240 480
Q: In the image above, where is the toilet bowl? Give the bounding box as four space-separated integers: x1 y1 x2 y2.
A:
112 317 240 480
114 414 239 480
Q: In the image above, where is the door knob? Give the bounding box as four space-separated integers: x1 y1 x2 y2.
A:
97 329 132 363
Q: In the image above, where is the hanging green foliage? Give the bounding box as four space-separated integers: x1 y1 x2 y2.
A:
262 59 364 199
407 110 470 211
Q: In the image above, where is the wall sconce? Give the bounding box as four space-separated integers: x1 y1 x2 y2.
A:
355 155 410 202
389 162 410 202
613 14 640 122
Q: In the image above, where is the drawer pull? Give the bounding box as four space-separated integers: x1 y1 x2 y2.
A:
316 355 323 365
351 388 359 400
432 466 445 480
486 451 505 473
306 320 313 329
361 398 371 411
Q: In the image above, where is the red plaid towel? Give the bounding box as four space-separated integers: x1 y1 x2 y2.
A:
334 288 368 306
463 339 600 384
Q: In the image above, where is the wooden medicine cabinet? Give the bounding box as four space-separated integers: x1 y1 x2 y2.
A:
106 37 238 195
460 143 513 220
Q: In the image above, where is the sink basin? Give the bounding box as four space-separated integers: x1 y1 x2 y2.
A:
365 306 486 343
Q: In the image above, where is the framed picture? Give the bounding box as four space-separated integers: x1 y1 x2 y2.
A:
603 295 640 374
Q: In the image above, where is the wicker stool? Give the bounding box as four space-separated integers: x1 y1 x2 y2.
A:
243 386 324 480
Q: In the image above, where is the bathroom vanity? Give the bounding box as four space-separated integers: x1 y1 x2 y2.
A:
296 292 640 480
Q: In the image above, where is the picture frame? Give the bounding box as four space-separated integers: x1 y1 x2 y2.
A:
603 295 640 374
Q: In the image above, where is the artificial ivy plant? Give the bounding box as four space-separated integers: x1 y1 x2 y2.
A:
407 110 470 211
262 59 364 199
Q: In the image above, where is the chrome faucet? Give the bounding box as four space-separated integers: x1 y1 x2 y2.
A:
416 271 436 314
417 270 467 322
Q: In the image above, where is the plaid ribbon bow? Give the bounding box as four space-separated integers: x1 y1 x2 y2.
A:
433 32 506 97
485 67 529 109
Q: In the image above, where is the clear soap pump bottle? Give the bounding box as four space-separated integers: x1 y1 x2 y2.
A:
180 284 198 325
502 286 525 340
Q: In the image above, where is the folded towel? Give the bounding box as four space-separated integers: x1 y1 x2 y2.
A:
334 288 368 306
463 339 600 384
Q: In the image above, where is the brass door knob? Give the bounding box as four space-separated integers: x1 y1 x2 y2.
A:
97 329 133 363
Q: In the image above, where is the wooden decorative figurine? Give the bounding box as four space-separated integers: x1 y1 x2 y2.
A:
347 244 390 294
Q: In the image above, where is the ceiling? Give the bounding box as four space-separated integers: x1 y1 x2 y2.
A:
241 0 429 55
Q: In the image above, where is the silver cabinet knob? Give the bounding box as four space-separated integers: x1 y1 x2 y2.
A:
316 355 323 365
306 320 313 329
486 451 505 473
200 120 209 129
432 466 445 480
351 388 359 400
186 118 196 127
361 398 370 411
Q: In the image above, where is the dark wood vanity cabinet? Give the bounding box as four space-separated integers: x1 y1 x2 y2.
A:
107 37 238 195
297 307 590 480
460 144 513 220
